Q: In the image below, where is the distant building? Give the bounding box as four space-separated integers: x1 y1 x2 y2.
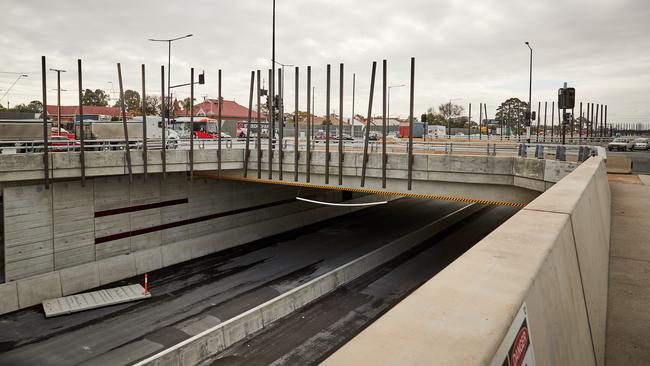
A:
180 99 260 121
45 105 126 122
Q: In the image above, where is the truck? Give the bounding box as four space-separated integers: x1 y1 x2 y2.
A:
0 120 52 154
78 116 179 150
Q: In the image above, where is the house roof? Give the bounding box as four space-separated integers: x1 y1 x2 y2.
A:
46 105 126 117
186 99 259 119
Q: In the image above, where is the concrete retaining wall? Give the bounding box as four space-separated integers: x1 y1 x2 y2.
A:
134 202 482 366
0 173 375 315
324 156 610 366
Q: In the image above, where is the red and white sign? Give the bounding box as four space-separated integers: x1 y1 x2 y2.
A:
490 303 536 366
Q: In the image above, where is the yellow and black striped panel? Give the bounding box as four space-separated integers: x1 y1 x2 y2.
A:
204 174 526 208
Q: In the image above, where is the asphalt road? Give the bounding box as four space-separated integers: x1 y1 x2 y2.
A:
207 205 519 366
607 150 650 174
0 197 470 366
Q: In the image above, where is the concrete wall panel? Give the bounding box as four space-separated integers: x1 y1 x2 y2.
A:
59 262 100 296
16 271 62 308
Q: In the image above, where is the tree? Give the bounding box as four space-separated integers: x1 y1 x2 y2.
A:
82 89 110 106
495 97 529 135
438 103 464 120
143 95 161 116
113 89 141 113
9 100 43 113
182 97 192 112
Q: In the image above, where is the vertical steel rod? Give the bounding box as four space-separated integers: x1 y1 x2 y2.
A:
189 67 195 181
599 104 604 137
479 102 483 140
360 61 377 187
117 63 133 183
484 103 489 139
294 66 299 182
536 101 541 141
579 102 583 141
550 101 555 142
268 68 273 180
338 63 344 185
325 64 331 184
590 103 594 138
595 103 599 138
407 57 415 190
217 69 222 176
468 102 472 141
605 104 607 137
78 59 86 186
278 67 284 180
160 65 166 180
257 70 262 178
381 60 387 188
141 64 148 181
544 102 548 142
351 73 355 139
41 56 49 189
243 71 254 177
306 66 312 183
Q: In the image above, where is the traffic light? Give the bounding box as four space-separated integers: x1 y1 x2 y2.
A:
421 113 427 123
558 87 575 109
531 111 536 121
198 71 205 85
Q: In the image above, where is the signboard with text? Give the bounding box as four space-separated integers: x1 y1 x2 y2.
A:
490 303 536 366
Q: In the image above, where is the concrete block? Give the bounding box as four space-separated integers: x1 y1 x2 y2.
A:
54 245 96 270
16 271 62 308
96 238 131 260
59 262 100 296
0 281 19 315
5 254 54 281
512 156 545 180
134 247 163 274
161 241 192 267
98 254 136 285
544 160 578 183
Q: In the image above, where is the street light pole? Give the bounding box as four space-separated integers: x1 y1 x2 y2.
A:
387 84 405 125
148 34 193 120
0 74 29 108
525 42 533 142
49 68 66 135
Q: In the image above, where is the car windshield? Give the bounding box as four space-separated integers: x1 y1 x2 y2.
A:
613 138 627 142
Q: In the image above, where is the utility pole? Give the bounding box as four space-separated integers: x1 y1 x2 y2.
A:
49 68 66 135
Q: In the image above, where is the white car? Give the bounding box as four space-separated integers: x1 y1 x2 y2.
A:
634 138 649 151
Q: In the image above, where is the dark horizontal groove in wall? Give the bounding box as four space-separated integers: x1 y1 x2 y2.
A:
95 198 297 244
94 198 189 218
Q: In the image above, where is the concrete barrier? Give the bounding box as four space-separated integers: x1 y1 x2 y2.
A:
134 202 481 366
324 156 610 366
606 155 632 174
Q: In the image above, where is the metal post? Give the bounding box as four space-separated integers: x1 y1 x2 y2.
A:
351 73 356 138
243 71 254 177
338 63 344 185
483 103 490 141
268 68 273 180
590 103 594 139
217 69 222 176
600 104 604 138
278 67 284 180
160 65 166 180
407 57 415 191
479 102 483 140
543 101 547 143
77 59 86 187
579 102 583 142
562 82 567 145
325 64 331 184
468 103 471 140
360 61 377 187
526 42 533 143
141 64 148 181
117 63 132 183
550 101 555 142
189 67 194 181
257 70 262 178
558 102 562 144
294 66 299 182
595 103 599 139
306 66 311 183
605 104 607 137
381 60 387 188
536 101 541 142
41 56 49 189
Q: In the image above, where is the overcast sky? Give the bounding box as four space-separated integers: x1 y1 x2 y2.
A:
1 0 649 123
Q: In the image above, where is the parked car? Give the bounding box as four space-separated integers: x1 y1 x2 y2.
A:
634 138 649 151
608 137 635 151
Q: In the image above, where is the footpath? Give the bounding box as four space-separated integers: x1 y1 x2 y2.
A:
606 173 650 365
